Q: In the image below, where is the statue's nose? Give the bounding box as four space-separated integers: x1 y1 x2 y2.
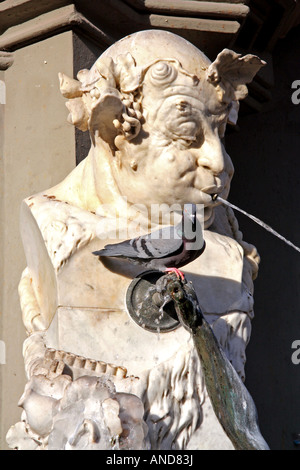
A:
196 131 226 176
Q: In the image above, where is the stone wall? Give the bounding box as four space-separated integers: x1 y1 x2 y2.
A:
0 31 75 449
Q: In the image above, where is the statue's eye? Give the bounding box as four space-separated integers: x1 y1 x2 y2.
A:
175 101 190 115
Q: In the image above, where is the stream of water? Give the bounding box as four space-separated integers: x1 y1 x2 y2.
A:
217 196 300 253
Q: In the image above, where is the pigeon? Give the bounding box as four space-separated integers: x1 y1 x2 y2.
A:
92 204 206 279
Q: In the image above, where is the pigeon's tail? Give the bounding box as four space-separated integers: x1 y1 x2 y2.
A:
93 248 125 258
92 240 139 258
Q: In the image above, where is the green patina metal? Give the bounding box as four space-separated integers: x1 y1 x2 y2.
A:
158 274 269 451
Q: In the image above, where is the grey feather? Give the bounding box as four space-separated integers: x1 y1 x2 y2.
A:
93 204 205 271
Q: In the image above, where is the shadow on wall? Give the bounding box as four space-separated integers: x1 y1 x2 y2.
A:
225 25 300 450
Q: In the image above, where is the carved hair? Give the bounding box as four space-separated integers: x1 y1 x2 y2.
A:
59 53 143 143
59 48 265 146
143 343 204 449
140 309 251 449
59 54 200 145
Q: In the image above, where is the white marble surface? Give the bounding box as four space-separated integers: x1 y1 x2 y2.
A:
8 30 266 450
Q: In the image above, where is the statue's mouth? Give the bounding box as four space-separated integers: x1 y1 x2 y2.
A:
200 185 224 207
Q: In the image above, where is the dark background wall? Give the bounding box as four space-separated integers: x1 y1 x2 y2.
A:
225 25 300 450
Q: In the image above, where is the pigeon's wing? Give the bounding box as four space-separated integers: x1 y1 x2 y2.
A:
141 226 183 258
93 225 183 260
93 238 143 259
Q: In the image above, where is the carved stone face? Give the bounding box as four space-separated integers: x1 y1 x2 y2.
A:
59 30 265 224
111 65 234 226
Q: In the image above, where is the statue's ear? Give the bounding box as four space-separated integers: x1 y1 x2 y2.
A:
89 89 124 145
59 75 125 145
207 49 266 102
59 53 142 146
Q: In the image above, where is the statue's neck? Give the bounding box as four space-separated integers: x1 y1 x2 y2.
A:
48 139 124 213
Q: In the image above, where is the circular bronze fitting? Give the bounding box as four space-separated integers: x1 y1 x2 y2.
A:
126 270 180 333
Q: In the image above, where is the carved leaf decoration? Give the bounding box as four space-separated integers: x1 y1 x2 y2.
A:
114 53 142 93
65 97 89 132
207 49 266 101
94 56 117 88
77 68 90 83
58 73 82 99
59 51 143 139
89 91 124 144
94 53 141 93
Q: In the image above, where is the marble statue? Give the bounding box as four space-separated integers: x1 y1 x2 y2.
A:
7 30 267 450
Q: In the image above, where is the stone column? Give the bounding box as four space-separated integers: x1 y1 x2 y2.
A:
0 50 14 450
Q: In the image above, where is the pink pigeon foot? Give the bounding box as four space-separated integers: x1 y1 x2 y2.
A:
165 267 185 281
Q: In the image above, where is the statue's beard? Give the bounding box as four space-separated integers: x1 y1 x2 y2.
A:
131 311 251 450
141 342 205 450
